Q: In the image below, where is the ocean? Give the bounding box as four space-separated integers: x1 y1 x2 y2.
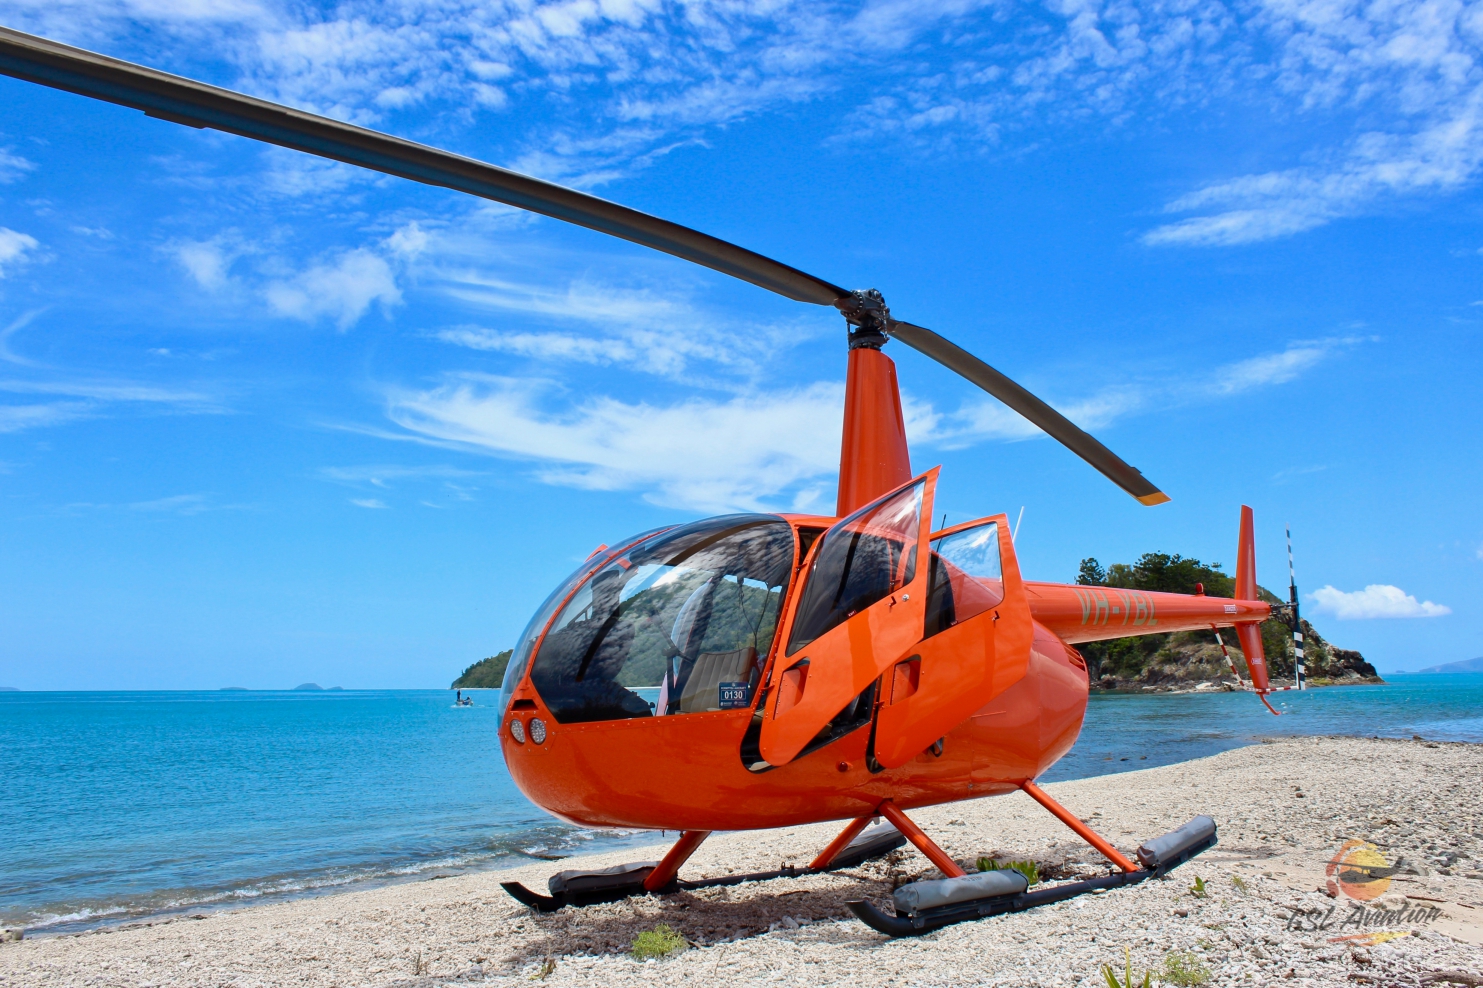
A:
3 674 1479 936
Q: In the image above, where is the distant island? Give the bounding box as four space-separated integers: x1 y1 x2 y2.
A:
0 686 18 692
221 686 249 691
292 683 346 691
1416 656 1483 673
451 650 512 689
1074 551 1380 691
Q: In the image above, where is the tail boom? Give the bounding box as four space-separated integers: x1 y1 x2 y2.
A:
1025 583 1271 645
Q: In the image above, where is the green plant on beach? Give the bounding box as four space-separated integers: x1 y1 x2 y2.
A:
630 924 686 961
977 857 1039 886
1188 875 1208 898
1160 951 1211 987
1102 946 1152 988
1230 874 1249 893
529 957 556 980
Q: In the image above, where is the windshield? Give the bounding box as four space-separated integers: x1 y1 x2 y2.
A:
497 527 672 720
530 515 795 724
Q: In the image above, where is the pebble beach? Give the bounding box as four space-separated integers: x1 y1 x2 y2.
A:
3 735 1481 987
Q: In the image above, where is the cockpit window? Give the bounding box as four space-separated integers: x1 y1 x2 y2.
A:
497 527 673 720
786 480 924 655
531 515 795 724
923 521 1005 639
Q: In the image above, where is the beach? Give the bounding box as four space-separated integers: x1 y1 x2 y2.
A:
2 735 1480 987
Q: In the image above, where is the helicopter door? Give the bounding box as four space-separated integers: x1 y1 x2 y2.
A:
758 469 938 767
870 515 1034 769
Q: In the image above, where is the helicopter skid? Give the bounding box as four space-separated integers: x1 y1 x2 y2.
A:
502 862 857 913
847 822 1216 937
501 820 909 913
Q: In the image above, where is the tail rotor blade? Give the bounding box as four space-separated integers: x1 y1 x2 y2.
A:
886 320 1169 506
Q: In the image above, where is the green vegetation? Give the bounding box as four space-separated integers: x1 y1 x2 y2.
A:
1230 874 1249 893
1188 875 1208 898
1160 951 1212 986
1101 946 1152 988
529 958 556 980
629 923 686 960
1075 551 1376 687
977 857 1039 886
451 649 512 689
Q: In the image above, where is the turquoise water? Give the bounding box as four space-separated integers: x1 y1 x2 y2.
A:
2 675 1479 935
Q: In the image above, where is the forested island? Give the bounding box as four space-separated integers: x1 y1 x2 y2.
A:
450 552 1381 693
1074 551 1381 691
452 650 513 689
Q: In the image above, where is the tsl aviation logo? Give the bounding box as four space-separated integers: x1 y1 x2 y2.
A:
1325 839 1419 901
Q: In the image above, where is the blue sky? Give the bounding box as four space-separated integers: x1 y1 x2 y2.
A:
0 0 1479 689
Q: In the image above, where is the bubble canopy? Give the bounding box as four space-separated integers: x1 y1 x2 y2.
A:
528 515 797 725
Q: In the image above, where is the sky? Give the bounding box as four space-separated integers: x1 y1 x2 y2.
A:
0 0 1479 689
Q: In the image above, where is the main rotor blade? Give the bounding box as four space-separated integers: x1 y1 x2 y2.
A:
0 26 847 306
887 320 1170 505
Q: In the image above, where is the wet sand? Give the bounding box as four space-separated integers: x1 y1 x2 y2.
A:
3 736 1481 987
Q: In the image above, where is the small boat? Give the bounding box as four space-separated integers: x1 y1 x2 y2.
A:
455 690 474 708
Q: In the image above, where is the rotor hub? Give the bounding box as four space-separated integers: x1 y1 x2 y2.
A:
836 289 891 350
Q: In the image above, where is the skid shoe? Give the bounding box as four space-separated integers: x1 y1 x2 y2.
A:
847 815 1218 937
501 820 907 912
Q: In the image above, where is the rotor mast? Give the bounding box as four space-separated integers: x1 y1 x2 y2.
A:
835 290 912 517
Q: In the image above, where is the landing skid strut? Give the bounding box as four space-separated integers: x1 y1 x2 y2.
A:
501 785 1217 938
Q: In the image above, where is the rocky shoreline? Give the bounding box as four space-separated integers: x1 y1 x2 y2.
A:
2 736 1479 987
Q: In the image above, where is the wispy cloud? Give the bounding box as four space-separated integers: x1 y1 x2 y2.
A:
129 493 219 515
0 401 90 433
350 497 389 509
384 374 842 513
0 148 35 184
169 236 244 291
265 248 400 330
0 378 213 404
319 464 485 488
0 228 39 277
1310 584 1452 619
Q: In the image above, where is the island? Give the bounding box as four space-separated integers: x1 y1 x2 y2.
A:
451 650 513 689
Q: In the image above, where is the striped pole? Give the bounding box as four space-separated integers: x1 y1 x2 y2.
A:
1287 525 1304 691
1213 626 1243 685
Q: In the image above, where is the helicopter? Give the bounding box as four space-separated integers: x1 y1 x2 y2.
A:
0 25 1286 936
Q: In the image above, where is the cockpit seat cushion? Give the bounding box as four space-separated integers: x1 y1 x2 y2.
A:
892 868 1028 916
548 861 658 895
678 646 758 713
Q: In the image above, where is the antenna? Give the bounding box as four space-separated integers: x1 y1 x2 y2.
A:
1012 506 1025 543
1287 525 1304 691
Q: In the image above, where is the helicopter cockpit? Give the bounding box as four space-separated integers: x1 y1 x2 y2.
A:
522 515 796 724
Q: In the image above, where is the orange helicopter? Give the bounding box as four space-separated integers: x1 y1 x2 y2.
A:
1 26 1289 935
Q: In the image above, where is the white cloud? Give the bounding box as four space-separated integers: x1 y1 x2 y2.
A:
0 148 36 184
0 228 39 277
1208 343 1329 394
384 374 842 512
170 237 241 291
320 464 484 487
0 310 45 366
0 401 90 433
350 497 389 509
428 266 809 380
0 378 212 404
1310 584 1452 619
265 248 400 330
129 493 213 515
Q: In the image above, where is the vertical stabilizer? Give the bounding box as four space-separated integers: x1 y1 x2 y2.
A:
1234 505 1273 698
